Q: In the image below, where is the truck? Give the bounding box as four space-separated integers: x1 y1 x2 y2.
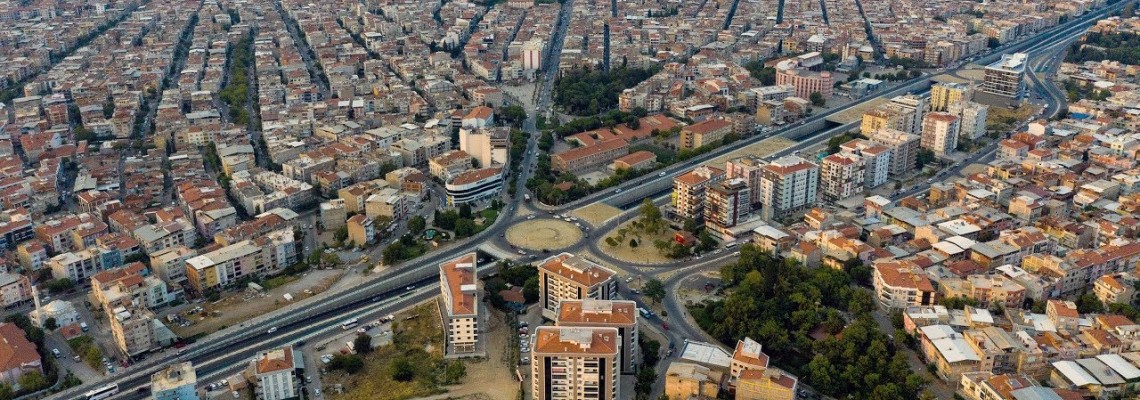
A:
524 194 531 202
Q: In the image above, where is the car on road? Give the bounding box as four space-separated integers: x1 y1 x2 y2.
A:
405 285 416 291
267 327 278 334
658 171 666 177
662 323 670 331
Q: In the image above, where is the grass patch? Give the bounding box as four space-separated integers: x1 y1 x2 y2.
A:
985 105 1035 136
325 302 465 400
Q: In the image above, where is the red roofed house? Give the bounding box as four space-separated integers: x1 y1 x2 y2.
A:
0 323 42 387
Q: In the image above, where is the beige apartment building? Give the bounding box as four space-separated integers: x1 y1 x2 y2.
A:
530 326 621 400
109 306 155 357
538 253 617 320
867 128 920 177
673 166 726 222
556 299 639 373
440 253 483 357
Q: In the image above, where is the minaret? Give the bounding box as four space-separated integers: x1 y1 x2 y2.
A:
31 285 43 328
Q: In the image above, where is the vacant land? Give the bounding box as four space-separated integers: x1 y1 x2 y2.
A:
169 269 343 337
572 203 623 226
417 311 521 400
599 219 676 265
506 219 582 250
325 302 450 400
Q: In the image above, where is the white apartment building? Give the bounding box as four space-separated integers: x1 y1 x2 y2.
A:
538 253 617 320
530 326 621 400
949 101 989 141
556 299 640 374
440 253 483 357
820 153 865 202
253 346 299 400
758 156 818 221
839 139 892 189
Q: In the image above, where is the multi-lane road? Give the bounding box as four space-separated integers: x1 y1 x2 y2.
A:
53 0 1131 398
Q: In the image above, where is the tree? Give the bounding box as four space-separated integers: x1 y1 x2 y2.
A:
454 218 477 238
441 360 466 384
459 203 473 219
43 318 57 331
605 237 619 247
17 371 47 391
334 225 349 244
0 383 11 400
629 238 639 248
638 199 664 234
1076 292 1105 314
523 275 539 303
408 215 426 234
682 218 698 233
383 242 405 265
329 354 364 374
353 334 373 354
809 91 826 107
390 358 416 381
643 279 666 304
916 148 936 168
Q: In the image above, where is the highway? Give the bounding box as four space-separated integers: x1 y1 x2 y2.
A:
53 0 1130 398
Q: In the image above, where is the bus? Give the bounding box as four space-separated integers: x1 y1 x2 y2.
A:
725 242 738 249
85 383 119 400
340 318 360 330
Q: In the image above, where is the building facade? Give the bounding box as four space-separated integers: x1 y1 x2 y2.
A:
758 156 818 221
538 253 617 320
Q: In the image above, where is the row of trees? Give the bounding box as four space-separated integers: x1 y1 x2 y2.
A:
690 245 927 399
551 109 648 138
220 33 255 126
553 65 660 115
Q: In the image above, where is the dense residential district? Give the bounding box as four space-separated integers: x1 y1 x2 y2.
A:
3 0 1140 399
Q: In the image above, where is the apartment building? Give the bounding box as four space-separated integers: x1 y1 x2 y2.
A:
725 156 764 208
931 82 973 112
820 153 865 202
151 362 199 400
736 368 797 400
252 346 300 400
873 261 937 309
530 326 621 400
91 263 177 310
108 306 156 357
556 299 639 374
867 128 920 176
758 156 818 221
838 139 892 188
185 241 262 293
706 179 751 231
921 112 961 157
0 273 32 308
440 253 483 357
538 253 617 319
458 127 509 168
672 166 726 222
680 118 733 150
949 101 989 140
552 139 629 174
978 53 1027 107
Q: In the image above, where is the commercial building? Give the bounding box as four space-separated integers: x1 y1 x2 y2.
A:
820 153 865 202
556 299 639 374
439 253 484 357
538 253 617 319
530 326 621 400
921 112 961 157
151 362 199 400
867 128 920 176
680 118 733 150
445 167 504 207
978 53 1027 107
252 346 300 400
673 166 726 222
758 156 818 221
775 59 832 99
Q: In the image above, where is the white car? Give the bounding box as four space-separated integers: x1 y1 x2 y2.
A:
267 327 277 334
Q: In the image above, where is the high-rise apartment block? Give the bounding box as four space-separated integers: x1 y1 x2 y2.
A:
726 156 764 208
252 346 300 400
758 156 818 221
820 153 865 202
556 299 640 374
672 166 726 222
538 253 617 319
978 53 1027 107
867 128 920 177
706 178 751 233
921 112 961 156
530 326 621 400
949 101 989 140
440 252 483 357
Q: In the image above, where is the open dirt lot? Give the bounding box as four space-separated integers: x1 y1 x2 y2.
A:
418 311 522 400
597 220 677 265
572 203 623 226
169 269 344 338
702 136 797 168
506 219 582 251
